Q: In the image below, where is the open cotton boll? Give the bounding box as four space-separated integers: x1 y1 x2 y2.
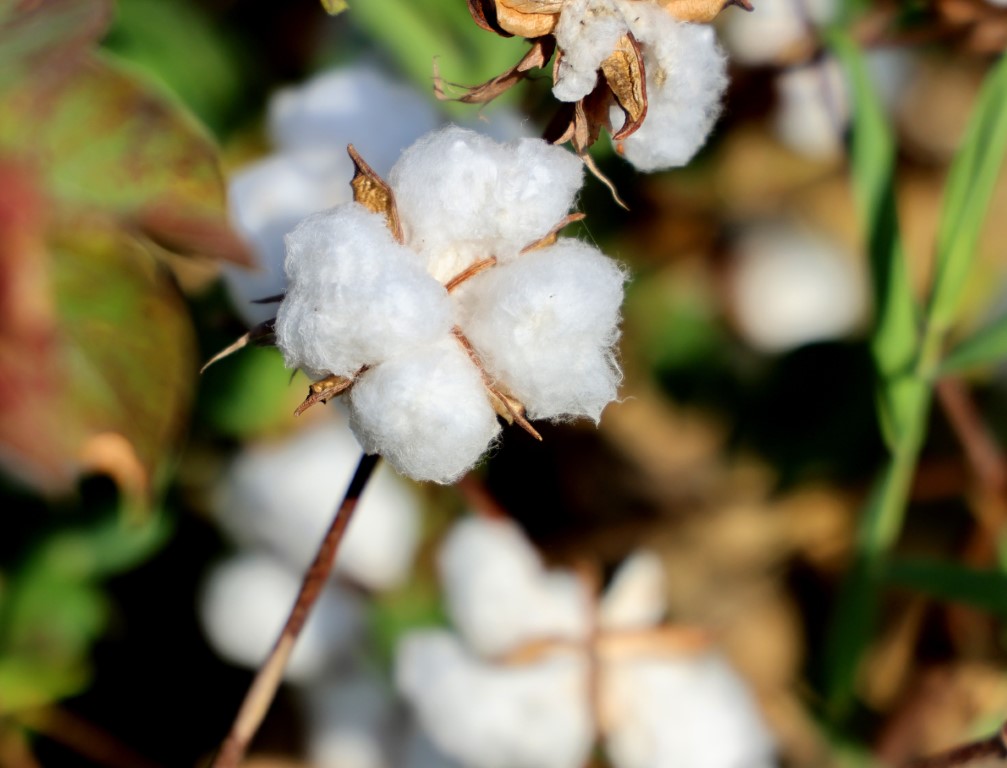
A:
457 240 626 422
397 632 592 768
268 65 441 178
602 654 775 768
198 552 364 683
224 150 352 326
213 418 421 591
616 10 728 171
439 517 591 656
348 338 501 484
599 551 667 632
772 59 848 159
729 222 867 353
276 205 454 378
390 126 583 281
304 667 394 768
719 0 838 65
553 0 628 102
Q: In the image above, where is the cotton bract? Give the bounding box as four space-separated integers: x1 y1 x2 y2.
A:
275 126 627 484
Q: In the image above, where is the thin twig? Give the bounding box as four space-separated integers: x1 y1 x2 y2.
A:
210 452 381 768
903 722 1007 767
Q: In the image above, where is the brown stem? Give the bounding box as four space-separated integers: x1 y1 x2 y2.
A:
211 452 381 768
903 723 1007 767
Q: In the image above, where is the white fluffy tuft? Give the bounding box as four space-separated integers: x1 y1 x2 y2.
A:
198 552 364 682
599 550 667 632
553 0 628 102
457 239 626 422
276 205 453 378
616 10 728 171
348 338 502 483
213 417 421 590
439 517 591 656
602 654 776 768
397 632 592 768
390 126 584 282
719 0 838 65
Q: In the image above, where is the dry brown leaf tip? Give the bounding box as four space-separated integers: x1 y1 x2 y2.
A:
347 144 404 242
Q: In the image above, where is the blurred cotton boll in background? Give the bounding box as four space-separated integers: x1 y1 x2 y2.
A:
718 0 838 65
198 551 365 682
223 64 441 326
397 516 775 768
213 417 422 591
728 221 868 353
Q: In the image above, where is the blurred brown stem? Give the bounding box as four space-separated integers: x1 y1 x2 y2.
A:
210 452 381 768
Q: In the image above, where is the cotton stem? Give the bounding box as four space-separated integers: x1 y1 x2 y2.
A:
210 452 381 768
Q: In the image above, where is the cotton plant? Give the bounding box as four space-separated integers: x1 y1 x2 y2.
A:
199 418 423 680
397 516 776 768
453 0 745 172
259 125 627 484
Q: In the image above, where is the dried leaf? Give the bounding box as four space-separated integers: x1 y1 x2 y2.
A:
200 319 276 374
434 38 555 105
499 0 564 11
660 0 752 23
486 386 542 441
466 0 513 36
134 204 254 266
294 373 356 416
495 1 559 37
445 257 498 292
520 212 586 253
347 144 403 242
602 33 648 141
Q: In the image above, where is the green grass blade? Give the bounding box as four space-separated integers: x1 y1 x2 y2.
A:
929 56 1007 333
939 313 1007 374
886 558 1007 615
827 30 918 441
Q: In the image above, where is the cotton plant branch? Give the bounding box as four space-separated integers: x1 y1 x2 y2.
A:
210 452 381 768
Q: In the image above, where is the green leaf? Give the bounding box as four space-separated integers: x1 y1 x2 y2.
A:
928 56 1007 334
886 558 1007 615
827 31 918 441
0 0 111 92
939 314 1007 374
0 53 250 265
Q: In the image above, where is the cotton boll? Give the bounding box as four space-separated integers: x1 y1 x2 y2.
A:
397 632 592 768
553 0 628 102
599 551 666 632
348 338 501 483
602 654 775 768
616 11 728 171
729 222 867 353
439 517 591 656
224 150 352 326
276 205 454 377
304 667 394 768
268 65 441 178
772 58 848 159
457 239 626 422
400 727 465 768
390 126 583 281
719 0 838 65
213 418 421 591
198 552 364 683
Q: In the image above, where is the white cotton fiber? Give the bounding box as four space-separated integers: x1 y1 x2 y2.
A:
602 654 775 768
772 59 848 160
269 65 441 178
599 551 666 632
224 150 352 326
439 517 591 656
276 205 453 377
303 666 394 768
729 221 867 352
348 338 501 484
397 632 592 768
390 126 584 282
213 417 421 591
719 0 838 65
553 0 628 102
616 10 728 171
198 552 364 683
457 239 626 422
